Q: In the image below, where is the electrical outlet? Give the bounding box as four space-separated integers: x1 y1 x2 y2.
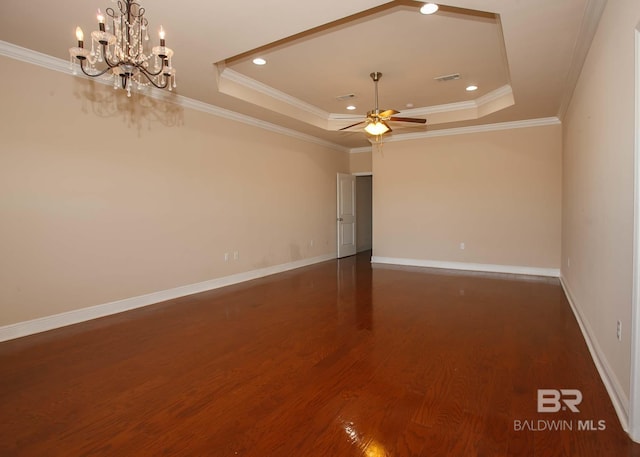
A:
617 321 622 341
224 253 229 262
233 251 239 261
460 242 465 250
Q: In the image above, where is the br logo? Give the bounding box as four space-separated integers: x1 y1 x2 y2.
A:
537 389 582 413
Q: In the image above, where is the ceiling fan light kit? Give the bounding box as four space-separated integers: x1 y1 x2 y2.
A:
364 121 390 136
69 0 177 97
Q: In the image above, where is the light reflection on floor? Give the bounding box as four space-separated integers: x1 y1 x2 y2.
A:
340 417 389 456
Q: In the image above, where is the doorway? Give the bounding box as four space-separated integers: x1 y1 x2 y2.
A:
355 175 373 253
337 173 373 259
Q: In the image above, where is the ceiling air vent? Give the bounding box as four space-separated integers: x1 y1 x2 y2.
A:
434 73 461 82
336 93 356 101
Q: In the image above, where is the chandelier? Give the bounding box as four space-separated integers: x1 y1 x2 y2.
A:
69 0 176 97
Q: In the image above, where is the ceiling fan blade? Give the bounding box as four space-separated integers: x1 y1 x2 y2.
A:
383 121 392 133
379 109 400 118
339 121 366 131
389 116 427 124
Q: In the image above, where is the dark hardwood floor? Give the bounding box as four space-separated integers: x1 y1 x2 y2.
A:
1 251 639 456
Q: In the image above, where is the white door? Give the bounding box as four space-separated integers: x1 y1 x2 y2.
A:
337 173 357 258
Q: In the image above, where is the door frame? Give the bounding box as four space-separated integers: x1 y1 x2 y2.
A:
630 24 640 443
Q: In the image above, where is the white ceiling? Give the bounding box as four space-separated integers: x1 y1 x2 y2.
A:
0 0 606 149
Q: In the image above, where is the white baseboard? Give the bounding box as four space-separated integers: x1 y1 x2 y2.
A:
560 276 630 432
0 253 335 342
371 256 560 277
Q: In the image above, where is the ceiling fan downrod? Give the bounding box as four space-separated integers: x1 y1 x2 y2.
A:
371 72 382 115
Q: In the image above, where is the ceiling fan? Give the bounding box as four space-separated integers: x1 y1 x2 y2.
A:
340 72 427 137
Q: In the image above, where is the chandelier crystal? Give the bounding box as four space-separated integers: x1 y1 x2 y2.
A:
69 0 176 97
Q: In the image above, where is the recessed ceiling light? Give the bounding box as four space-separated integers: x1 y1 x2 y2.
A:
466 85 478 91
406 103 414 108
346 105 356 111
252 58 267 66
420 3 439 15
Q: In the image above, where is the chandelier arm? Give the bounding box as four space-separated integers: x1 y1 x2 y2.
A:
137 69 170 89
139 64 167 78
100 49 121 70
78 59 114 78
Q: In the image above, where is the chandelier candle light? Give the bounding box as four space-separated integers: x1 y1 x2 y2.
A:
69 0 176 97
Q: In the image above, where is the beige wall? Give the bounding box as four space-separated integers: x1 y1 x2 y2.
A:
349 150 372 174
373 125 562 269
562 0 640 404
0 57 348 326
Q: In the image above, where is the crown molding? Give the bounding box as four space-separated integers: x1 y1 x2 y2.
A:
0 40 350 154
329 113 366 120
347 116 561 151
219 67 331 120
385 117 561 142
556 0 608 119
350 146 373 154
217 61 515 130
400 100 476 117
475 84 513 106
397 85 513 117
0 41 558 155
0 40 70 72
218 62 513 125
386 117 561 143
176 95 349 152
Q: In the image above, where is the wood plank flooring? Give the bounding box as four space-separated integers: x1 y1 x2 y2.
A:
1 252 640 456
